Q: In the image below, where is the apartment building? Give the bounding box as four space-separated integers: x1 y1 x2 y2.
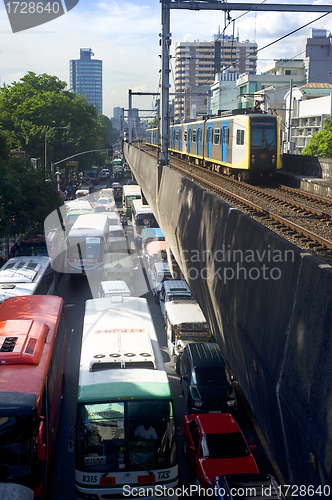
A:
174 33 257 122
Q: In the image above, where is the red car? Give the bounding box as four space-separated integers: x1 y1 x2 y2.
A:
183 413 259 488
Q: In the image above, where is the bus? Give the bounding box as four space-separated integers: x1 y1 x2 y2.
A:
10 232 66 285
9 236 48 259
122 185 141 218
0 256 56 304
0 295 67 499
131 199 158 245
75 296 178 499
65 200 94 233
66 213 109 276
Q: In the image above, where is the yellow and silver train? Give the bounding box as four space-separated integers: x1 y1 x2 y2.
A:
146 110 283 181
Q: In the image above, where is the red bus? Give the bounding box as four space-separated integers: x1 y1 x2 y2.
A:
0 295 67 499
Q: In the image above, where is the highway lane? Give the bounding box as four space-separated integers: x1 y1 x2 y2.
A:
47 221 278 500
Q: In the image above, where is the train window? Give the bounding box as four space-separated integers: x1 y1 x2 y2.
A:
197 129 201 142
214 129 220 145
175 129 179 141
227 128 230 145
236 129 245 145
192 130 196 143
184 130 188 142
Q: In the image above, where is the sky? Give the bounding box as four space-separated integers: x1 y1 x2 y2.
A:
0 0 331 119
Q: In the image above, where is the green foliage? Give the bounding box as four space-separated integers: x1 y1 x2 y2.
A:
0 71 109 172
0 71 116 240
0 156 62 238
302 115 332 157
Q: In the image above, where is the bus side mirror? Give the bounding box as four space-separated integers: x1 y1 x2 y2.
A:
38 418 47 461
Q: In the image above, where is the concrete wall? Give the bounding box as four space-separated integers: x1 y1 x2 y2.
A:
124 143 332 489
283 153 332 179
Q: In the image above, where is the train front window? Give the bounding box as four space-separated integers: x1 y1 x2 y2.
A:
0 414 39 483
251 122 276 148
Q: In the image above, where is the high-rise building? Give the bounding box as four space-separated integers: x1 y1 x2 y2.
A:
174 33 257 121
303 28 332 85
70 48 103 114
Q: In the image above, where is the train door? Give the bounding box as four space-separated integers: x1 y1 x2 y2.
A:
197 124 201 156
207 122 212 159
222 121 228 163
188 126 192 154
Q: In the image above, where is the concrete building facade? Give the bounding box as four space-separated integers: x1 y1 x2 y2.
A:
303 28 332 84
174 33 257 122
284 83 332 154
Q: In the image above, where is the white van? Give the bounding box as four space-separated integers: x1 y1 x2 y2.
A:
99 280 131 298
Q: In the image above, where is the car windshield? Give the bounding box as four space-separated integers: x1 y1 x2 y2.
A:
192 367 227 386
109 229 124 238
167 295 192 302
200 432 250 459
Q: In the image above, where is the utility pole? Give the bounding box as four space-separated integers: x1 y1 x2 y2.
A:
160 0 171 169
128 89 132 145
287 79 293 151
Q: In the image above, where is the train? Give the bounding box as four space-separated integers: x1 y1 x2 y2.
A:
145 109 283 181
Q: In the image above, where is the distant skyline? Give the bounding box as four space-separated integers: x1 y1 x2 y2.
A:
0 0 331 118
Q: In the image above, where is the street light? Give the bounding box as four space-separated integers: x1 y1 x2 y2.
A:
44 126 70 177
55 171 62 193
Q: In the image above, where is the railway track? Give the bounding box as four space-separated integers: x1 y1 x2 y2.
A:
137 145 332 265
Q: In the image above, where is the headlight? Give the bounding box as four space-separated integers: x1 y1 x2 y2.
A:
226 399 237 407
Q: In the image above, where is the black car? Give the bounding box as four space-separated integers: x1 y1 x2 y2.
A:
179 342 237 414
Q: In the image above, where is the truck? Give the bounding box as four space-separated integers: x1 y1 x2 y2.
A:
165 298 211 373
212 474 286 500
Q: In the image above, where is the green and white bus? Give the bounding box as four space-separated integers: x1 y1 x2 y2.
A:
75 297 178 499
122 184 141 218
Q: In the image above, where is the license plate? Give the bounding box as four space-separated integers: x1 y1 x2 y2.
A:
100 476 116 485
137 474 155 484
210 411 221 413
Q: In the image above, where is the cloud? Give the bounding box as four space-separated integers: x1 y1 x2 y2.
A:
0 0 330 117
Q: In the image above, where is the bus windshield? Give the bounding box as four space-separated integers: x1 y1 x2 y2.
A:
136 214 157 227
12 243 48 258
76 401 176 472
67 237 103 259
0 414 39 483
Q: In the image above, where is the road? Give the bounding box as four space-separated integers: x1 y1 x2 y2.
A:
47 218 278 500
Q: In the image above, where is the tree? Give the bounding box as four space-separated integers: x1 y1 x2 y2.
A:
0 155 63 239
302 115 332 157
98 114 119 145
0 71 116 242
0 72 109 175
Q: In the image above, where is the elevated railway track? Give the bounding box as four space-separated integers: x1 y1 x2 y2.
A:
141 144 332 265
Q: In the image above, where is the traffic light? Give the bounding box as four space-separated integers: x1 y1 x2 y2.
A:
107 146 113 157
